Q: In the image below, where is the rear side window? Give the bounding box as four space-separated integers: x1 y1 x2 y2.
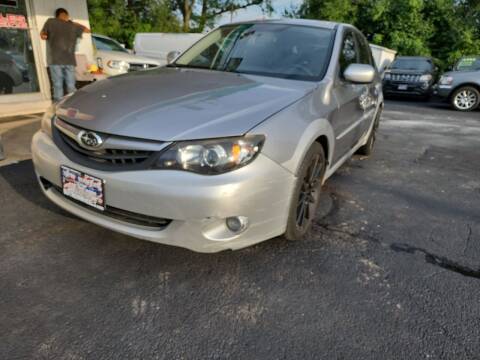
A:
339 31 358 75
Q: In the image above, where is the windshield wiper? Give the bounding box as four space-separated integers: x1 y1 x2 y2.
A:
167 63 210 70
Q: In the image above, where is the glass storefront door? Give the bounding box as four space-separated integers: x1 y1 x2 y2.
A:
0 0 40 95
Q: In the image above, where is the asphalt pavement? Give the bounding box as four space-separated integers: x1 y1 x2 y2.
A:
0 100 479 359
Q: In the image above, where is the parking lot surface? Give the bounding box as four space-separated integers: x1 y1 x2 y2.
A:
1 100 479 359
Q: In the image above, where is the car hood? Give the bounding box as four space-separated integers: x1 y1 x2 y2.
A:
57 67 314 141
96 50 161 65
387 69 431 75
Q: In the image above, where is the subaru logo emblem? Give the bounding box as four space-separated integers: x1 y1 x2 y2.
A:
67 108 78 118
78 130 103 148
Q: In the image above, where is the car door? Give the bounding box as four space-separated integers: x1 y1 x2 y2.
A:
352 31 379 142
330 29 366 164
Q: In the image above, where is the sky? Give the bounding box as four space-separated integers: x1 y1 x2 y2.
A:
216 0 303 26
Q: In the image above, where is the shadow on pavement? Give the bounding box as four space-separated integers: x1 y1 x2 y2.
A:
0 160 76 219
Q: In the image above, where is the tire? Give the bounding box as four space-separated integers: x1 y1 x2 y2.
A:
284 142 326 241
356 111 380 156
0 73 14 94
450 86 480 112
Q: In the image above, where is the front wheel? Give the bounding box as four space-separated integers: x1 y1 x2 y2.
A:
284 143 326 241
451 86 480 112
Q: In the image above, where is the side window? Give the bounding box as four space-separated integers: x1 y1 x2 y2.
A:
355 32 373 66
339 31 358 76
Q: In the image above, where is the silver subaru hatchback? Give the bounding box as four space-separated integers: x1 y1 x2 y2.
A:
32 19 383 252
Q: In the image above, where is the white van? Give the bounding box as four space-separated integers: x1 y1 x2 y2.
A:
133 33 204 66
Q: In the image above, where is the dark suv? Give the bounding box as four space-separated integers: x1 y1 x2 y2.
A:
383 56 437 99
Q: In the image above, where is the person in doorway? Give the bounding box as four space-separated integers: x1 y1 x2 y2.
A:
40 8 90 102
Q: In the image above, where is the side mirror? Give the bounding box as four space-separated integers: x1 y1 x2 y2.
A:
344 64 375 84
167 50 181 64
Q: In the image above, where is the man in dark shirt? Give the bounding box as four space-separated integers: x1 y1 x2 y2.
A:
40 8 90 101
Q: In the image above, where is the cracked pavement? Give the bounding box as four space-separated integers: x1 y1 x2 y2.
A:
1 100 479 359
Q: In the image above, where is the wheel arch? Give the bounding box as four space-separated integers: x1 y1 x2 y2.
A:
449 82 480 99
290 120 335 176
315 135 330 168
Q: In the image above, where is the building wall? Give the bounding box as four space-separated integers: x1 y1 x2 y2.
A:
0 0 93 118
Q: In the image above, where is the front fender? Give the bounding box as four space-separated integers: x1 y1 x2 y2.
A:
250 91 336 177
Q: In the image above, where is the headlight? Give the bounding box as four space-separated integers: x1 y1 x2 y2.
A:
439 75 453 85
419 74 432 82
383 73 391 80
154 135 265 175
41 105 55 137
107 60 130 71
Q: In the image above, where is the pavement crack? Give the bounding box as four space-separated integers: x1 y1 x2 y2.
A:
462 224 472 255
391 243 480 280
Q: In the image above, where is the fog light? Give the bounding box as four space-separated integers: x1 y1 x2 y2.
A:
226 216 248 233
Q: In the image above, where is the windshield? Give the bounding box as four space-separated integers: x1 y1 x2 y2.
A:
173 24 334 81
93 36 128 53
454 56 480 71
390 58 433 71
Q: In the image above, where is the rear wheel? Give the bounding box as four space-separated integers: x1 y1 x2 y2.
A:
284 143 326 241
451 86 480 112
0 73 13 94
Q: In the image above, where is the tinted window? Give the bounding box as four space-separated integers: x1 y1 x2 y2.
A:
454 56 480 71
174 24 334 81
339 31 358 75
390 58 433 71
355 32 373 65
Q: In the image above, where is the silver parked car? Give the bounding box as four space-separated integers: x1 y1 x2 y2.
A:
433 55 480 111
32 19 383 253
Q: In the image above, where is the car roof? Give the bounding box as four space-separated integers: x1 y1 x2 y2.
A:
220 18 342 30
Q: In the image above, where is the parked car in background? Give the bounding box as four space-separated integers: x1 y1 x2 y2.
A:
32 19 382 253
133 33 204 66
433 55 480 111
0 50 24 94
92 34 160 77
382 56 437 99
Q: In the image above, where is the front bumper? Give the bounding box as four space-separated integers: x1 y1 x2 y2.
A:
383 82 432 97
432 85 453 100
32 131 296 252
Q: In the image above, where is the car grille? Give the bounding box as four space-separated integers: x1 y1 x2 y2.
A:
59 131 153 165
128 63 157 72
390 74 421 82
52 117 162 171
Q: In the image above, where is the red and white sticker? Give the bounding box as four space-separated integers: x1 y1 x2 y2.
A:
0 13 28 29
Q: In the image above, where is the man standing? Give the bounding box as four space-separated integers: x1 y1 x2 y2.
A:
40 8 90 102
